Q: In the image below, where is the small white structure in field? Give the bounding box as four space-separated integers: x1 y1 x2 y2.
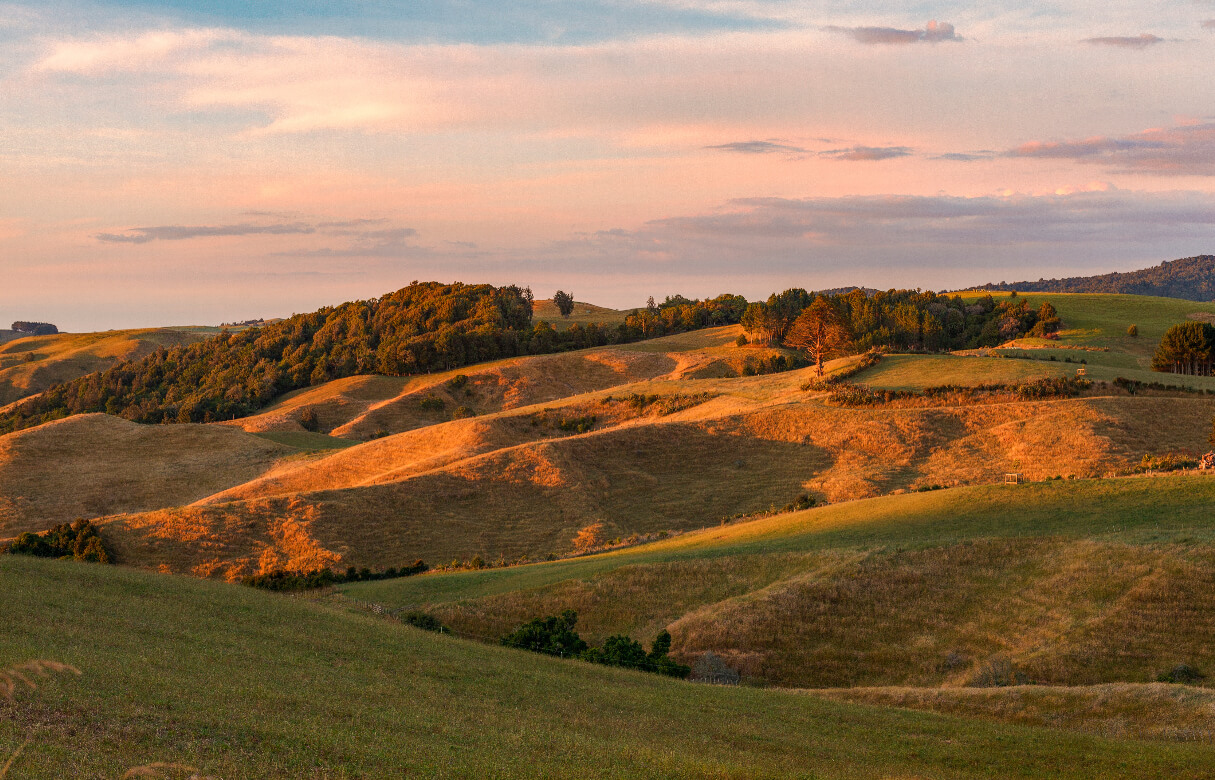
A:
1004 473 1025 484
1076 366 1087 376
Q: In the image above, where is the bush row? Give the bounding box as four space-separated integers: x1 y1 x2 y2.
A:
241 560 428 591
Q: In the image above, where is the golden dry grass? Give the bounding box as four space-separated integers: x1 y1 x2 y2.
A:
0 414 296 537
0 329 205 406
94 389 1215 580
805 683 1215 743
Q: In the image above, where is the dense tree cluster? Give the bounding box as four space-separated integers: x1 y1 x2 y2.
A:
973 255 1215 302
10 321 58 335
501 609 691 678
743 288 1043 354
1152 322 1215 376
0 283 746 434
4 519 110 563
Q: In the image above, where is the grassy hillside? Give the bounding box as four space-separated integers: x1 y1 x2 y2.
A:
0 328 205 406
340 475 1215 693
532 298 632 329
4 555 1214 778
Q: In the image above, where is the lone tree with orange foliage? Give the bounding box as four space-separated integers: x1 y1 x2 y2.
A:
785 297 853 377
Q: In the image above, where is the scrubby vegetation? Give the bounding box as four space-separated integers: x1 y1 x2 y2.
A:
3 519 110 563
827 376 1093 407
500 609 690 678
241 560 428 591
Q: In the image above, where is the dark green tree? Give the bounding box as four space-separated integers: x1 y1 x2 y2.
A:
1152 322 1215 376
553 290 575 318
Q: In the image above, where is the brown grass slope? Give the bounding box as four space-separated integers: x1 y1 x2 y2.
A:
221 326 783 441
97 386 1215 581
0 414 295 537
0 328 205 406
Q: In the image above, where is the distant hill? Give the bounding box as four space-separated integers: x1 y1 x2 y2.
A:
970 255 1215 301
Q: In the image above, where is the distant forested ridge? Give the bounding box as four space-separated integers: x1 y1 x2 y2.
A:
970 255 1215 301
0 283 746 433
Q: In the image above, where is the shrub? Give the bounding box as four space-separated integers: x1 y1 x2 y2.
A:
447 374 468 390
402 611 446 632
451 405 475 419
1136 453 1199 473
299 408 320 432
572 523 605 553
968 655 1028 687
692 651 740 685
418 396 445 412
1127 324 1138 337
735 334 748 346
241 560 427 591
1158 664 1206 684
556 415 595 433
501 609 588 657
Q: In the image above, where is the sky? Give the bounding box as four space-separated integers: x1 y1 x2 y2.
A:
3 1 1215 329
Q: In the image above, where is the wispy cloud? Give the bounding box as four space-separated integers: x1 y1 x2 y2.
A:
1203 20 1215 30
933 151 996 162
1082 34 1165 48
705 140 806 154
826 20 961 45
819 145 912 161
1008 123 1215 174
95 222 316 243
94 219 413 245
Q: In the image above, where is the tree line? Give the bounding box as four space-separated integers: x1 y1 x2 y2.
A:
741 289 1053 375
0 284 746 434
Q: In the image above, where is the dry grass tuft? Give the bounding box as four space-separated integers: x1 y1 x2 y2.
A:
0 660 81 702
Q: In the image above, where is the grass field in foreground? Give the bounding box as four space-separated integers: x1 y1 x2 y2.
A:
4 555 1215 779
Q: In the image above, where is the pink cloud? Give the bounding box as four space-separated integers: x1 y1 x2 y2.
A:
1082 34 1165 49
1008 124 1215 175
827 20 961 45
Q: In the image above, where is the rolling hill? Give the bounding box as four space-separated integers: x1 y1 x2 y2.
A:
4 554 1213 778
971 254 1215 302
3 290 1214 580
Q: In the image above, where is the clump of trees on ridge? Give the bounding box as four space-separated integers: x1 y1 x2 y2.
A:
10 321 58 336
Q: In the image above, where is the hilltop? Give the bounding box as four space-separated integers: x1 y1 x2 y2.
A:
971 255 1215 301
